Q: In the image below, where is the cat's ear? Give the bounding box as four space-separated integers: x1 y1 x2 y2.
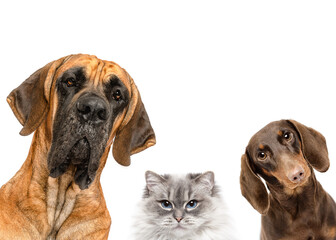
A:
145 171 167 192
194 171 215 192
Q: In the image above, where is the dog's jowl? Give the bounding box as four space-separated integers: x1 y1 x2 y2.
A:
1 54 155 240
240 120 336 240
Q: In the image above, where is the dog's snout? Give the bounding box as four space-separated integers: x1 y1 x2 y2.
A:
288 166 305 183
77 96 109 123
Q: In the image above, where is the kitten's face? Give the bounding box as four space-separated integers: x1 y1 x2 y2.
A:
143 171 218 237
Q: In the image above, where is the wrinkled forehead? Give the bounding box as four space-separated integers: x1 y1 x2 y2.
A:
248 120 293 149
55 54 131 92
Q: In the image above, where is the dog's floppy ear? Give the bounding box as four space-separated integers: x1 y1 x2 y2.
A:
240 152 269 215
287 119 329 172
7 56 70 136
112 74 156 166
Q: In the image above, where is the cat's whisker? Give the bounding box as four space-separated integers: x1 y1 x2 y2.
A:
134 171 236 239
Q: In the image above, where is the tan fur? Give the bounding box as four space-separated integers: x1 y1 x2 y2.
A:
0 54 155 239
270 151 311 190
326 227 336 238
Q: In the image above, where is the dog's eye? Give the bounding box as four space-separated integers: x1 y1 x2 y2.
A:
65 77 76 87
160 200 173 210
257 151 267 160
112 89 122 101
186 200 198 209
283 132 293 141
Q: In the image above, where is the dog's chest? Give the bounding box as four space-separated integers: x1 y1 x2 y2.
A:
262 214 336 240
274 230 336 240
46 170 80 239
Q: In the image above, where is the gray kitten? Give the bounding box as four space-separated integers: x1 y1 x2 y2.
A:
134 171 235 240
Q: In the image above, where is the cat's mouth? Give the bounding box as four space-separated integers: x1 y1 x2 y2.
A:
174 223 189 230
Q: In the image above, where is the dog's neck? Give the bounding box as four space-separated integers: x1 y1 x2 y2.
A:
266 173 323 218
7 123 109 238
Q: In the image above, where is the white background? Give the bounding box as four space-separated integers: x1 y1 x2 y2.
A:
1 1 336 239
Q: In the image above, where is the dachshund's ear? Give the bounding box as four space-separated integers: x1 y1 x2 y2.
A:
240 153 269 215
112 78 156 166
287 120 329 172
7 56 70 136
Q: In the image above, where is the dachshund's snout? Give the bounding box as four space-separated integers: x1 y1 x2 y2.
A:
287 166 305 183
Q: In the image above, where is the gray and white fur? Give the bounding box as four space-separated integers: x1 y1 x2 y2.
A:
133 171 235 240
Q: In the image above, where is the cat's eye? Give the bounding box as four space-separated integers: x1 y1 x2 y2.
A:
160 200 173 210
186 200 198 209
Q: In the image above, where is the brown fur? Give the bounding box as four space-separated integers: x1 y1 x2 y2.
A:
1 54 155 239
240 120 336 240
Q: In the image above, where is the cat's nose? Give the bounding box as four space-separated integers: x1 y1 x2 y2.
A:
175 217 183 223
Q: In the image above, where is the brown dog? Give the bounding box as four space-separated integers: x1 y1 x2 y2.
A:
0 54 155 239
240 120 336 240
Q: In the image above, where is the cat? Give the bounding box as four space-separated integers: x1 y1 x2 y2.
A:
133 171 235 240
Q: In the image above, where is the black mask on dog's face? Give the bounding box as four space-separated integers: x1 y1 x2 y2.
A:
48 67 129 190
7 54 156 190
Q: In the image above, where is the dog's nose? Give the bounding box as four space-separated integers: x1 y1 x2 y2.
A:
76 96 108 123
288 166 305 183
